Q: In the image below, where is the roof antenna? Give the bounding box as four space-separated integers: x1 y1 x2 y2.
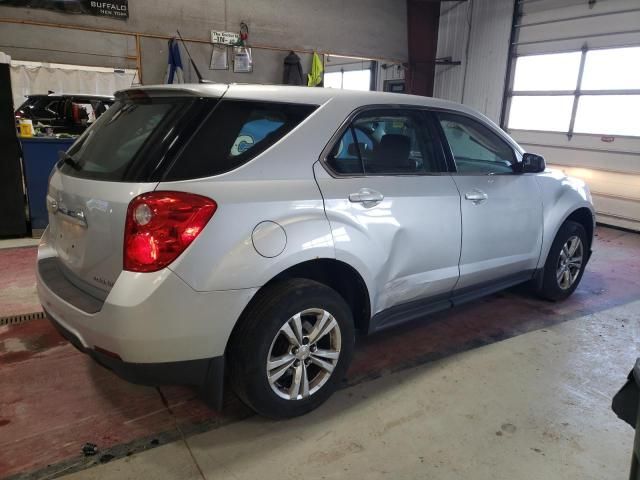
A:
176 29 210 84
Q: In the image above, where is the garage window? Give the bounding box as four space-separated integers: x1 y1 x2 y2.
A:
324 57 374 91
324 70 372 91
507 46 640 137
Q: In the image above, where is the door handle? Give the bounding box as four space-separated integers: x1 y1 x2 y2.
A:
349 188 384 207
464 189 488 204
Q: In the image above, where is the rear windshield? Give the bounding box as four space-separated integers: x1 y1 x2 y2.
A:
16 96 57 118
16 96 40 112
164 100 317 180
59 97 190 181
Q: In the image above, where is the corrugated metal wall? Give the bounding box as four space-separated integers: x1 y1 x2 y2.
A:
433 1 470 104
508 0 640 231
435 0 640 231
434 0 514 123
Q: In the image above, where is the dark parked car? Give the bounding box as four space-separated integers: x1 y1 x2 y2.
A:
15 93 114 135
613 359 640 479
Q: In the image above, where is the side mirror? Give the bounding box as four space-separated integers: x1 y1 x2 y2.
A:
520 153 546 173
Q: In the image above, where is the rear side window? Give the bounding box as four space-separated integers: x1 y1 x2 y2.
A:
166 100 317 180
60 97 188 181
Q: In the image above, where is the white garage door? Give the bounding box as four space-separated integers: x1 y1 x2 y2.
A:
504 0 640 231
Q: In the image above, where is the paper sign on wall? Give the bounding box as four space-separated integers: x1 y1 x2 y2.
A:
210 45 229 70
233 47 253 73
211 30 241 45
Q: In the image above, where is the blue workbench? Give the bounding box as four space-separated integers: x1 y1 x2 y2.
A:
20 137 75 231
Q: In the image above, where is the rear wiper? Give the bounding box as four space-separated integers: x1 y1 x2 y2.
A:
58 151 80 170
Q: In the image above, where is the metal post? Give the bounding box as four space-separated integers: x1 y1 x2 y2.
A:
567 46 587 140
499 0 521 129
135 33 143 85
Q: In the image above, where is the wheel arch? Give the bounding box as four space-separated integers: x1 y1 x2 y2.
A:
565 207 595 249
540 205 595 273
226 258 372 356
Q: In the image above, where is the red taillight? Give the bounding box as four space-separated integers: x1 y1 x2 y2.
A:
124 191 217 273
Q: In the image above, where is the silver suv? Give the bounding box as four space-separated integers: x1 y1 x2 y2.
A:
37 84 595 418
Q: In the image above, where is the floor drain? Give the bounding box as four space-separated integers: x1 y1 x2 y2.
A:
0 311 45 326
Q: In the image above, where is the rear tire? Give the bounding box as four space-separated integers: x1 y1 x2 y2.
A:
539 220 588 301
227 278 355 419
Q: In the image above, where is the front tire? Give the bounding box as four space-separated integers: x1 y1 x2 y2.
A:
539 220 588 301
227 278 355 419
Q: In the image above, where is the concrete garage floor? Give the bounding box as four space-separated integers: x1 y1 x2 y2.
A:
63 303 639 480
1 226 639 479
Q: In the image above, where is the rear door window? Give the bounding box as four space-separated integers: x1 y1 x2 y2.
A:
326 108 445 176
166 100 317 180
326 127 373 175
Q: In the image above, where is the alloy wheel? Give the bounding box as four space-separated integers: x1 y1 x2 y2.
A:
266 308 342 401
556 235 583 290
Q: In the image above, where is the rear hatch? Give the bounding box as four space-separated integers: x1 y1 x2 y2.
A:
45 86 226 297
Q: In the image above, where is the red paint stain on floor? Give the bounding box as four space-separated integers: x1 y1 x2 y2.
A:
0 227 639 478
0 246 41 318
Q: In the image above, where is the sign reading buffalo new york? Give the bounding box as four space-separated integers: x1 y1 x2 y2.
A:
0 0 129 19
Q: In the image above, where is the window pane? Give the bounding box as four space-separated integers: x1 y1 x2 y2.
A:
323 71 342 89
62 99 179 181
438 113 515 174
574 95 640 137
326 128 365 175
582 47 640 90
351 110 441 174
507 96 574 132
167 101 317 180
342 69 371 91
513 52 582 91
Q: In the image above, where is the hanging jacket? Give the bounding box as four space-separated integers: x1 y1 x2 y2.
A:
165 37 185 84
307 52 323 87
283 51 304 86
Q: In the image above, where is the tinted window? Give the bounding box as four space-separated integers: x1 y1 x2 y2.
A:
16 96 39 113
167 100 317 180
60 97 186 181
327 109 442 175
16 97 60 120
326 127 372 174
37 99 63 119
438 112 515 174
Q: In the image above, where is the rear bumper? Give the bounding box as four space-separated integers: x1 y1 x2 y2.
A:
36 229 258 365
47 310 225 408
